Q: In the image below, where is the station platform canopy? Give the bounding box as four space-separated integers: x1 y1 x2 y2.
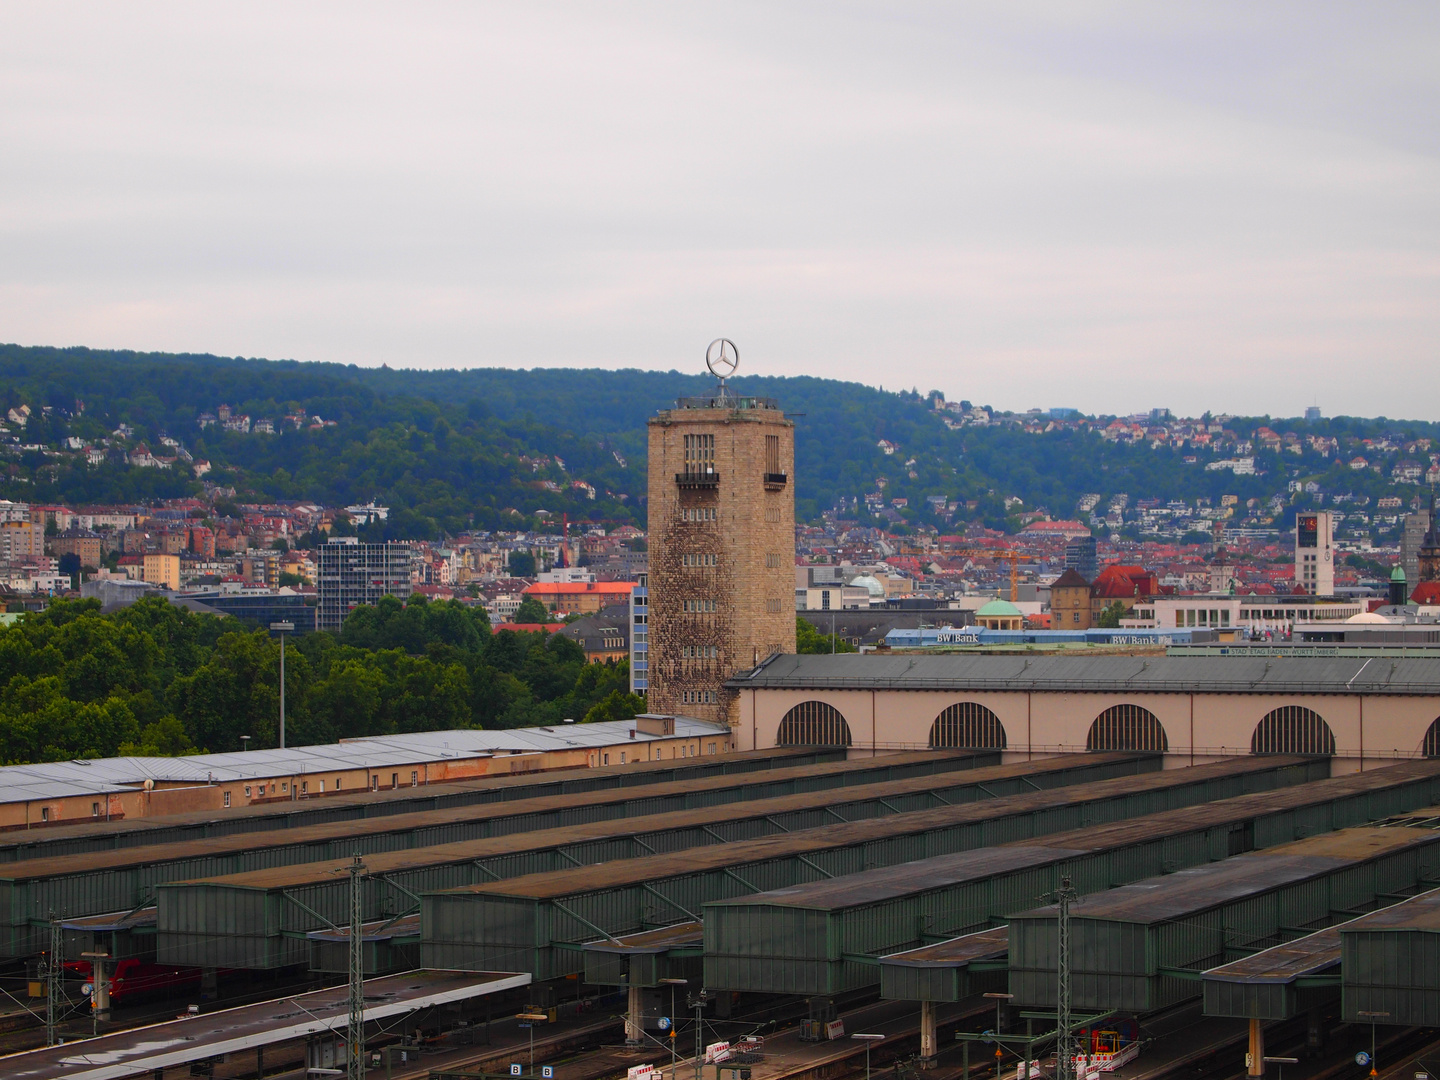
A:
0 968 529 1080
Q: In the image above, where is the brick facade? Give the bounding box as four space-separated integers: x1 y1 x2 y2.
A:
646 396 796 725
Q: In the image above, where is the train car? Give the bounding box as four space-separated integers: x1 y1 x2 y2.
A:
65 959 203 1006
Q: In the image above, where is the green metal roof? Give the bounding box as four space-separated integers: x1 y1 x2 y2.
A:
728 652 1440 695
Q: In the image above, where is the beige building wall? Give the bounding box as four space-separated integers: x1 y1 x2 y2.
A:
142 552 181 590
647 400 796 724
733 686 1440 774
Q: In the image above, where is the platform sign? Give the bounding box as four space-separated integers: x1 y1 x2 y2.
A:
543 1069 554 1078
658 1016 671 1031
512 1065 523 1075
1356 1053 1371 1068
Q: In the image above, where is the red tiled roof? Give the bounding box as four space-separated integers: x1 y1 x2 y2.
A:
1410 581 1440 605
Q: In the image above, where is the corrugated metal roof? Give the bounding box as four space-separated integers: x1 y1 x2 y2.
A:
158 750 1067 891
706 846 1084 911
0 749 988 882
727 652 1440 696
1204 925 1343 984
581 922 703 955
0 717 731 804
438 755 1334 902
880 926 1010 969
1342 883 1440 933
0 744 834 853
1202 887 1440 986
1015 828 1440 926
683 761 1440 915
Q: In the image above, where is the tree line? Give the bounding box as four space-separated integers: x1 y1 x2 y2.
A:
0 595 642 764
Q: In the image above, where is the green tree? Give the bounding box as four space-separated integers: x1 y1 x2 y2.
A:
508 551 537 577
582 689 647 724
796 617 857 654
1096 601 1128 628
513 596 555 625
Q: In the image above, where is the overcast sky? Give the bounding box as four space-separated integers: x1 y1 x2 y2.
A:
2 3 1437 418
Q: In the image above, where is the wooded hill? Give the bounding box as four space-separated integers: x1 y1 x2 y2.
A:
3 343 1435 536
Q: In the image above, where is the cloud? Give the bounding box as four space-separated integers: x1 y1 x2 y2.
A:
0 2 1436 417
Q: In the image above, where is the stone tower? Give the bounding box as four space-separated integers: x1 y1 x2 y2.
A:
645 345 796 724
1419 490 1440 585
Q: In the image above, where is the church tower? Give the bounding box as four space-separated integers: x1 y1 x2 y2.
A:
1419 490 1440 585
645 341 796 723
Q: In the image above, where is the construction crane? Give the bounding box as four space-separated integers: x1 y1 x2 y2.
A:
954 547 1021 603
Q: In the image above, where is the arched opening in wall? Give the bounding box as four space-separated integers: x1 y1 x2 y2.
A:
1087 705 1168 752
929 702 1007 750
1424 719 1440 758
1252 706 1335 755
776 701 852 747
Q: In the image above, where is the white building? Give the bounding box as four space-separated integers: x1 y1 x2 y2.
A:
1296 510 1335 596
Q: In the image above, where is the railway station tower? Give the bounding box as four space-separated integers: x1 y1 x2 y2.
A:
644 340 796 724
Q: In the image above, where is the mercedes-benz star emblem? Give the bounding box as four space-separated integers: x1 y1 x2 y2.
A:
705 338 739 380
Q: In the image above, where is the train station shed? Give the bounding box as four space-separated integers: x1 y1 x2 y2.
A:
1340 883 1440 1025
698 762 1440 999
1008 824 1440 1013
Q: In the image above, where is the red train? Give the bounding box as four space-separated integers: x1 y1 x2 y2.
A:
65 959 203 1006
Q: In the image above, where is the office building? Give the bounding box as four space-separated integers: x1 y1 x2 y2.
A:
316 537 412 631
645 382 796 722
1063 535 1098 582
1294 510 1334 595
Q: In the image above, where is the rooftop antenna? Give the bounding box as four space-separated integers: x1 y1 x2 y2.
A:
706 338 738 403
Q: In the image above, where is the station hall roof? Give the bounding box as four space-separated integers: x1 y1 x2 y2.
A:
0 717 730 805
726 652 1440 696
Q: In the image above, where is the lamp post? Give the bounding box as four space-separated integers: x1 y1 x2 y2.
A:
270 621 294 749
852 1033 885 1080
240 735 251 752
1357 1012 1389 1078
984 992 1014 1074
660 978 688 1080
518 1012 549 1072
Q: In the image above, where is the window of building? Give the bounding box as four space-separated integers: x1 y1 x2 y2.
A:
391 773 398 788
709 742 717 754
777 701 853 747
603 753 609 765
765 507 781 523
620 751 627 764
683 433 715 470
91 802 99 817
281 782 288 793
319 780 325 792
765 434 781 475
370 775 378 791
1087 704 1168 752
245 785 252 798
41 807 49 822
335 777 341 790
1252 706 1335 756
766 598 783 613
301 781 308 795
223 791 231 807
411 771 419 787
257 784 266 796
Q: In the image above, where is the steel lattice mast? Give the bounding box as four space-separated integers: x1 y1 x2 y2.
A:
1056 877 1078 1080
348 855 366 1080
45 911 61 1047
